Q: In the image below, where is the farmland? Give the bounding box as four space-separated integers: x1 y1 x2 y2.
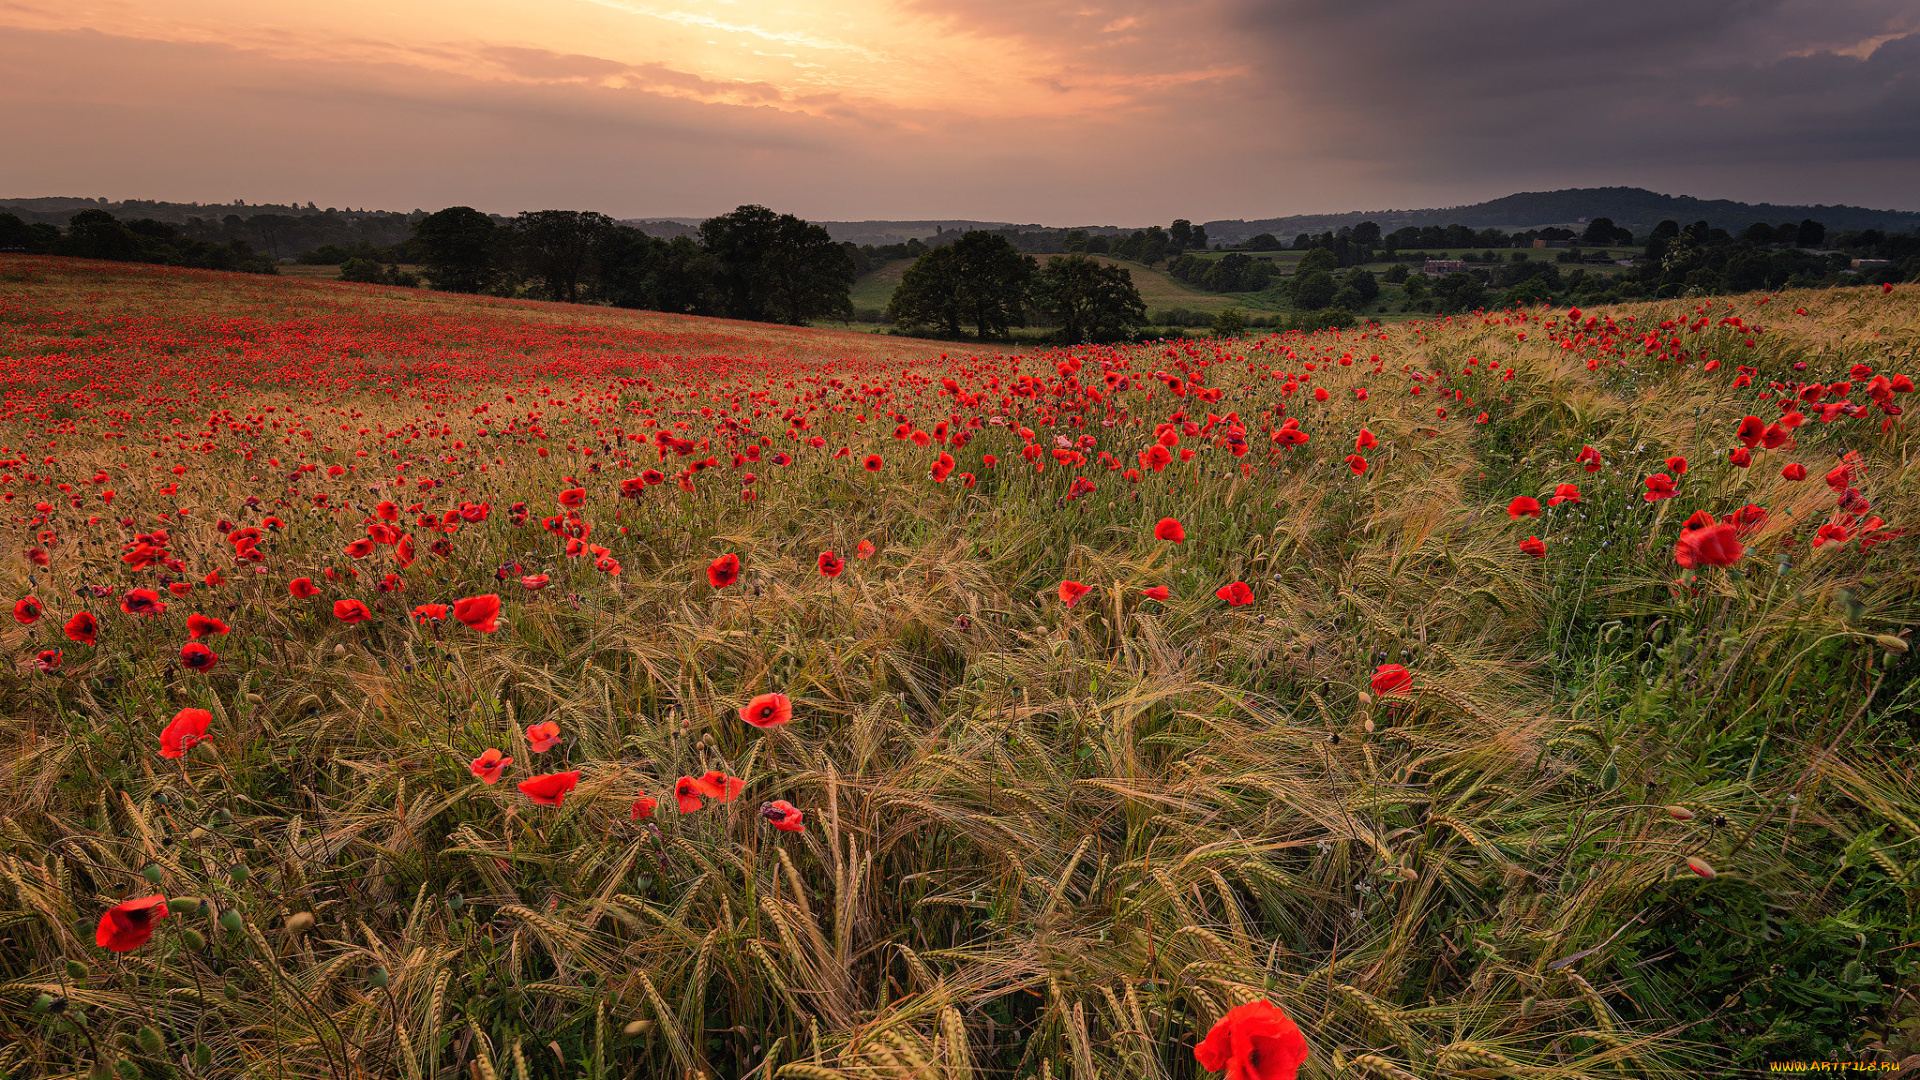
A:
1 255 1917 1077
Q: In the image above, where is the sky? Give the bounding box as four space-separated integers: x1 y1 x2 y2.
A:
4 0 1918 224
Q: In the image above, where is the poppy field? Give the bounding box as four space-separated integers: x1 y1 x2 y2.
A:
2 255 1918 1078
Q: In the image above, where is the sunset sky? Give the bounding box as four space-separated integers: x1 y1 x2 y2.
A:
5 0 1917 223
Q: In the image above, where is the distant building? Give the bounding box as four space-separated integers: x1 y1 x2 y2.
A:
1422 259 1467 275
1852 259 1891 269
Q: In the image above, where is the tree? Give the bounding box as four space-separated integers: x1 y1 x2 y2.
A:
887 245 966 335
1295 248 1339 274
888 231 1034 338
700 205 854 324
1242 233 1282 252
1037 255 1147 344
414 207 499 293
1169 219 1193 250
1351 221 1382 247
1290 269 1337 311
63 210 141 261
1798 219 1826 248
1430 272 1487 313
1340 267 1380 306
513 210 613 303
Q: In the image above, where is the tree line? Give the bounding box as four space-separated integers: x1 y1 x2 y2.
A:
0 210 279 273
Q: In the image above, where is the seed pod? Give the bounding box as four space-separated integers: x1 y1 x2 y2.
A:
229 864 248 884
219 909 243 932
137 1025 165 1055
1685 856 1717 879
1664 805 1695 820
141 864 164 883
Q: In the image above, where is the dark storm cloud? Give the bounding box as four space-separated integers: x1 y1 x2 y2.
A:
1224 0 1920 203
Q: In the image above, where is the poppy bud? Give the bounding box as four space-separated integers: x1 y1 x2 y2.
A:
1685 857 1717 879
219 909 243 931
181 928 206 951
368 965 390 987
142 864 163 883
1876 635 1909 654
66 959 89 979
137 1025 165 1056
1664 805 1695 820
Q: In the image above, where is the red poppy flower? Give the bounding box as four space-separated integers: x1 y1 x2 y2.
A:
1518 536 1546 558
1507 497 1541 518
558 487 586 507
1343 454 1368 475
1665 456 1688 476
817 551 845 578
1728 447 1752 468
1735 415 1764 447
1369 664 1412 694
526 721 561 753
290 577 320 598
1141 585 1171 601
520 574 550 590
863 454 883 471
1058 580 1092 608
454 594 502 632
696 770 746 802
159 707 212 758
1355 428 1377 450
180 642 218 672
13 597 41 625
1154 518 1186 543
1642 474 1677 501
26 547 50 568
1193 999 1310 1080
470 748 512 784
761 800 805 832
1674 522 1744 568
674 775 709 813
707 553 740 588
186 613 229 639
64 610 99 645
375 500 399 521
856 540 875 559
1215 581 1254 606
517 771 580 806
1546 483 1580 506
740 692 794 729
97 894 169 952
343 538 375 560
414 603 448 623
1781 462 1807 481
121 588 167 617
333 599 372 623
1575 445 1602 473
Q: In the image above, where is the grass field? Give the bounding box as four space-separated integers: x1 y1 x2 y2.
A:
2 255 1917 1078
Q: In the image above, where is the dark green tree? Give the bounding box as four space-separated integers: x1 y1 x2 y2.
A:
700 206 854 324
1037 255 1147 344
1341 266 1380 306
887 246 965 335
1169 219 1193 250
1431 272 1487 313
888 232 1035 338
413 207 499 293
63 210 141 261
513 210 613 303
1290 269 1337 311
1798 219 1826 248
1242 233 1283 252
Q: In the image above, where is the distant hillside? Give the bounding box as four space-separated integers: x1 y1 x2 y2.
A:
1202 187 1920 245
